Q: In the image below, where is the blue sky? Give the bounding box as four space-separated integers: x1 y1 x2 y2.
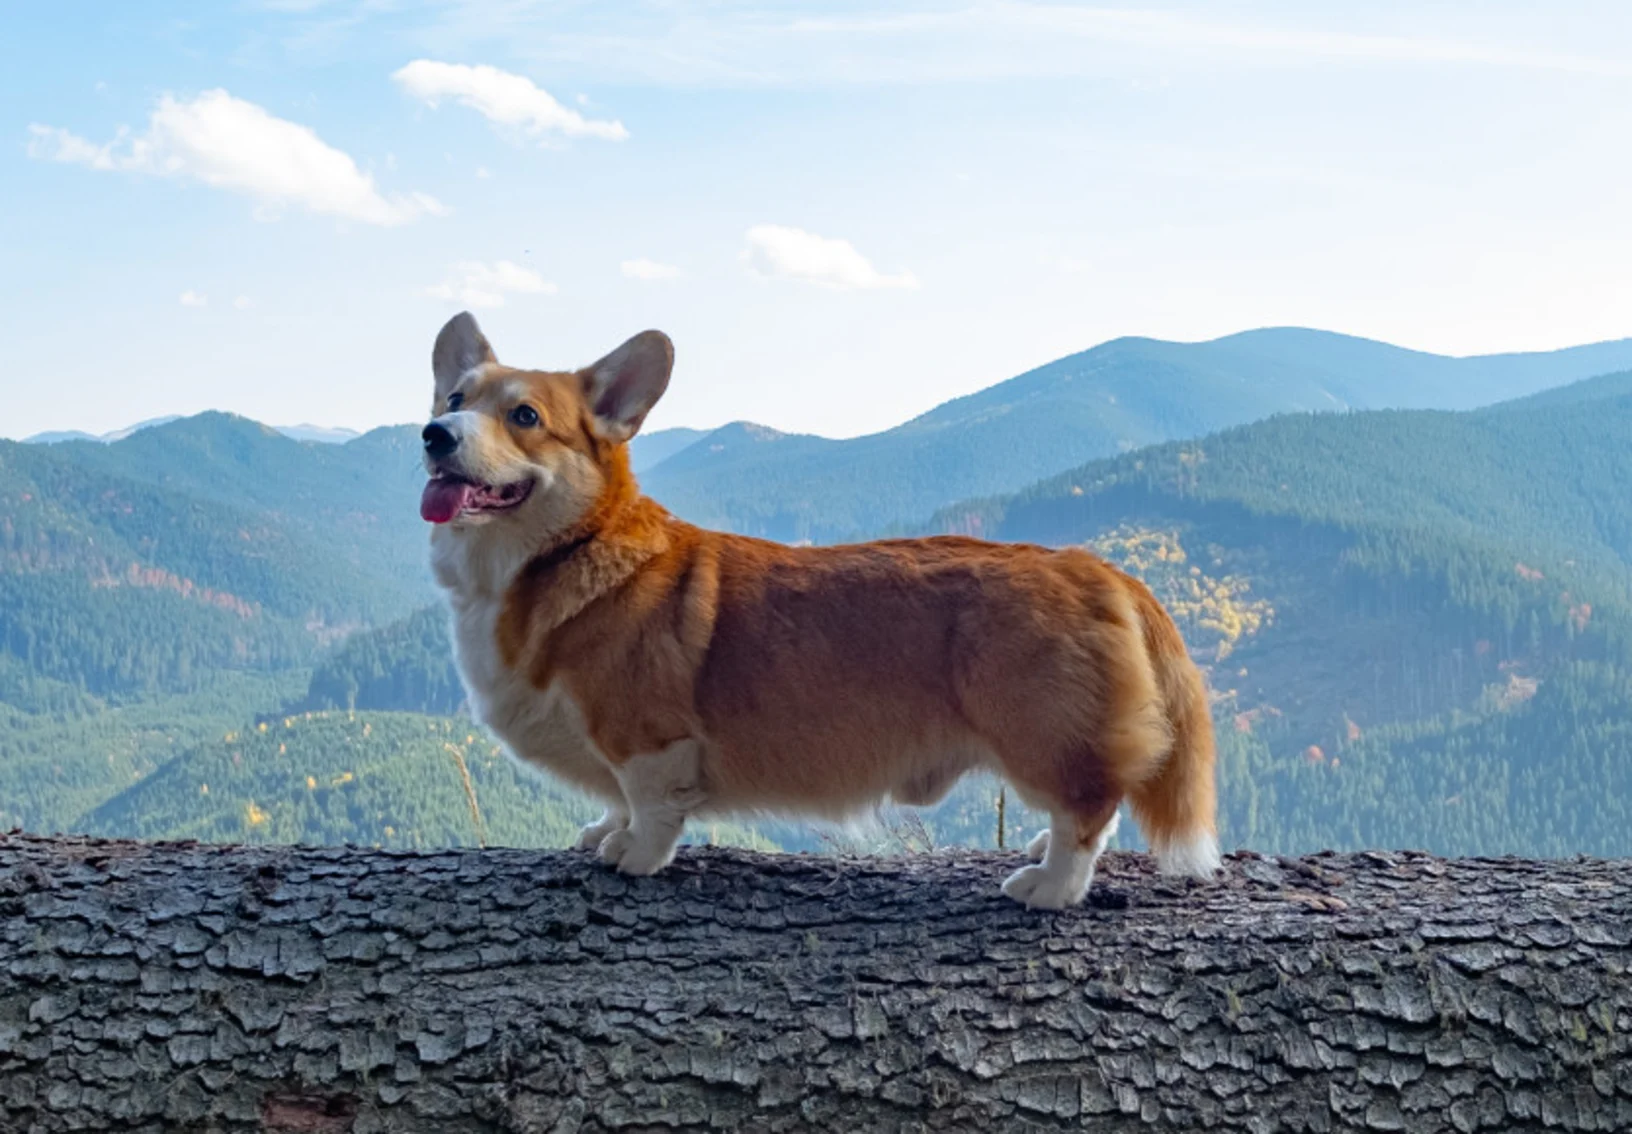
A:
5 2 1632 440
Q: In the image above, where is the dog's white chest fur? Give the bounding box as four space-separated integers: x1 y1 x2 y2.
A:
432 533 617 802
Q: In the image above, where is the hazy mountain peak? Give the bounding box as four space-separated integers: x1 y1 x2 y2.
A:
276 423 362 444
24 413 361 447
21 429 101 445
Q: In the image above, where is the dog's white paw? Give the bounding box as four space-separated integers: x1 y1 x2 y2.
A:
576 812 627 850
1001 863 1090 910
597 828 635 866
596 828 676 876
1024 829 1051 862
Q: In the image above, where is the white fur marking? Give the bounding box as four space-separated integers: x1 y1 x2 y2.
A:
443 408 481 442
431 530 627 819
1024 828 1051 862
1152 829 1222 879
1002 811 1120 910
601 740 706 876
576 805 629 850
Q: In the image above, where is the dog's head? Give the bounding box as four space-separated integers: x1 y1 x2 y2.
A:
419 312 673 537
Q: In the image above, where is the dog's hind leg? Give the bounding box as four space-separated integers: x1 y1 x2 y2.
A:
598 739 707 876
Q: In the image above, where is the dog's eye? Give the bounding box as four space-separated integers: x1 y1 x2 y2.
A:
446 392 464 411
510 404 540 428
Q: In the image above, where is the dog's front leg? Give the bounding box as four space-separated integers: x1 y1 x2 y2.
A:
598 739 706 876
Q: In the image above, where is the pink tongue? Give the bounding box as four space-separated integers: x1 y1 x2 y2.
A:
420 478 477 524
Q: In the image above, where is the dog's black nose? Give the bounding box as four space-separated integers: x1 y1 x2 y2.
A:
422 422 458 458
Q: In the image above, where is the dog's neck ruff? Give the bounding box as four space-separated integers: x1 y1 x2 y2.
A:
431 493 669 649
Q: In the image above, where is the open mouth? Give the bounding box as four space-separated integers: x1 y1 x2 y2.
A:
420 474 534 524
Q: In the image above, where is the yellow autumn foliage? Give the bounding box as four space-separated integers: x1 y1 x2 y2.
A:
1084 526 1273 662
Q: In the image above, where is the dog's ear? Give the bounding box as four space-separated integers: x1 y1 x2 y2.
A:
582 330 674 443
431 312 496 405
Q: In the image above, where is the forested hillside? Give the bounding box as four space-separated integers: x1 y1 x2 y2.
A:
75 711 595 849
0 420 438 705
1496 367 1632 411
45 413 435 603
1219 662 1632 857
0 671 305 835
75 710 775 854
296 604 467 717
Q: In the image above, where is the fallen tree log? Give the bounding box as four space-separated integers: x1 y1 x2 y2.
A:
0 834 1628 1133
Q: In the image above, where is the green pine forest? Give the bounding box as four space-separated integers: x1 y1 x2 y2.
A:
6 331 1632 862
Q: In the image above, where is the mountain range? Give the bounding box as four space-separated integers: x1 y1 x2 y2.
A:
636 328 1632 541
25 326 1632 545
6 324 1632 859
24 418 361 446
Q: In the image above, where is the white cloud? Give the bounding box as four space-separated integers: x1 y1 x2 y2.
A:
621 258 681 281
179 290 208 307
27 90 443 226
425 260 557 308
742 225 918 291
392 60 628 142
29 126 121 171
233 295 255 310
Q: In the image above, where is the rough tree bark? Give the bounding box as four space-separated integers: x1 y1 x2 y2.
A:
0 834 1628 1134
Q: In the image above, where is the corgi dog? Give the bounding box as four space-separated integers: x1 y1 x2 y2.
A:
420 312 1221 908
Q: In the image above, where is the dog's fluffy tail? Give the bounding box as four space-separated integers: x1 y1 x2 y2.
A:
1125 586 1221 879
